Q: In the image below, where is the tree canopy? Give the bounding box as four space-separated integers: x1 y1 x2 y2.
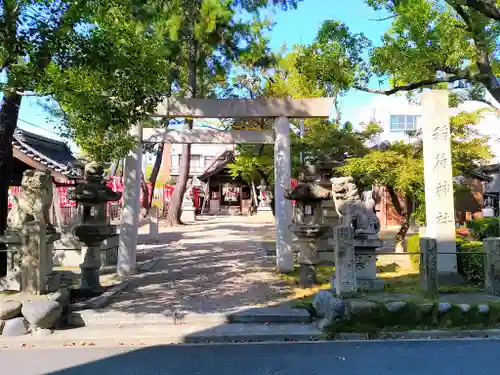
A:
339 110 492 243
226 49 383 185
296 0 500 105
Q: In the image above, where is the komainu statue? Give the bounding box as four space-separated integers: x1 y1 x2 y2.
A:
7 169 54 232
330 176 380 237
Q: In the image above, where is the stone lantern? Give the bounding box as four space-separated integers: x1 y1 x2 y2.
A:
68 161 121 291
284 165 331 286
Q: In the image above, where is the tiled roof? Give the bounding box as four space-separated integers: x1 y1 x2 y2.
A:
198 150 235 181
12 129 75 174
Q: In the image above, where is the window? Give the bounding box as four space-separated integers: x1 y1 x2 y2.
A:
204 156 213 167
390 115 420 131
190 155 201 167
170 155 179 167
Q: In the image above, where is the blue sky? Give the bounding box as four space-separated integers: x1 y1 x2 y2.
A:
13 0 391 145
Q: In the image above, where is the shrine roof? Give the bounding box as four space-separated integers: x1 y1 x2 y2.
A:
198 150 235 181
13 129 75 178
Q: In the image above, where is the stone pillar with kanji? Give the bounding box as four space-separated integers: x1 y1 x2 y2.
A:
421 90 459 281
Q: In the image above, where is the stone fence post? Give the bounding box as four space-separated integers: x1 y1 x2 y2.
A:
484 237 500 296
149 206 159 244
333 225 357 297
420 237 438 298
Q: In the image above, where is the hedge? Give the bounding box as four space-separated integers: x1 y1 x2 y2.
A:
466 217 500 240
406 234 484 284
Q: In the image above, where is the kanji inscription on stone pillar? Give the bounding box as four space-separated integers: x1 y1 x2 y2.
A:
422 90 457 274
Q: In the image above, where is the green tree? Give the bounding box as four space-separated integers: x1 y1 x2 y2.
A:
296 1 500 105
0 0 104 276
339 110 492 250
154 0 302 226
226 49 382 190
42 2 176 163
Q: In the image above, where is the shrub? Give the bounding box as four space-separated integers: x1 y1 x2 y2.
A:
407 234 420 271
466 217 500 240
407 234 484 283
456 237 484 284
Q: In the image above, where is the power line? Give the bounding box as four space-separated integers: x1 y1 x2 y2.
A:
17 118 60 137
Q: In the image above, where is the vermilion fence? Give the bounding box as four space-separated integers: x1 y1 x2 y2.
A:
8 177 296 221
8 177 176 209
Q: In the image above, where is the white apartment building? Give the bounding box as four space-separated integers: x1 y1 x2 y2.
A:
169 143 234 183
351 94 500 164
350 93 500 223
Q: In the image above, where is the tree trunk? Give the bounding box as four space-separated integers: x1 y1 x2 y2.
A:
386 186 411 253
140 176 149 217
147 143 164 209
164 31 198 226
251 179 259 207
0 92 22 277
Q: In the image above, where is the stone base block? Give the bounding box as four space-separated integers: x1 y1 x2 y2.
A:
318 250 335 264
44 272 61 294
181 208 196 223
53 235 119 268
438 272 467 286
357 278 385 292
299 264 317 287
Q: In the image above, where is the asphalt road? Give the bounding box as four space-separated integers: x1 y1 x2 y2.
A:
2 339 500 375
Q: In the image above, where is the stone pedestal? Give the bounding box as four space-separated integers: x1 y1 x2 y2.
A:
149 206 159 243
297 236 317 286
80 244 102 291
420 237 439 298
484 237 500 296
291 225 328 287
333 226 357 297
181 192 196 223
54 233 118 268
181 207 196 223
355 237 384 292
0 226 60 294
74 225 115 291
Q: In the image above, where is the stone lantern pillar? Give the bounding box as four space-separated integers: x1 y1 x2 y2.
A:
284 165 331 286
69 161 122 291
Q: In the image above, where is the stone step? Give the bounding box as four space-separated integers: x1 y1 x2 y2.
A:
183 323 323 344
0 322 325 347
227 307 312 324
68 307 312 327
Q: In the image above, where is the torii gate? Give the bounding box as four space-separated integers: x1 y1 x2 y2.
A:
117 97 334 277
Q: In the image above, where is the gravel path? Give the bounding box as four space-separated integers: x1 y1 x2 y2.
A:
106 215 293 316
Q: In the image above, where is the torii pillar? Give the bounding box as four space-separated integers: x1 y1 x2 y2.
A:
117 97 333 276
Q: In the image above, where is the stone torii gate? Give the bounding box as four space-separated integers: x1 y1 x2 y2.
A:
117 97 334 277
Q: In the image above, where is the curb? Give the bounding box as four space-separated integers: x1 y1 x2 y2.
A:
2 326 500 349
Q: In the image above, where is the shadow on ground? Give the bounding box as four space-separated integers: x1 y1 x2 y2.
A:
73 217 294 320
